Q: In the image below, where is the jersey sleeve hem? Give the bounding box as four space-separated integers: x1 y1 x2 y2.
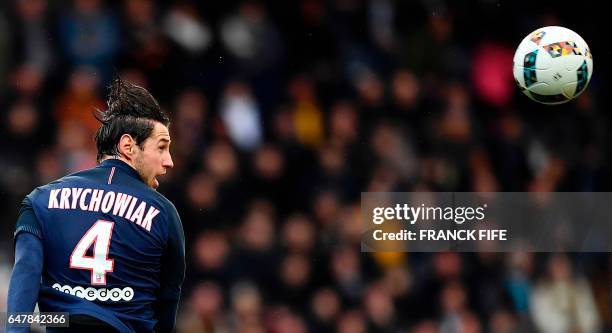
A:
14 224 42 240
14 196 43 241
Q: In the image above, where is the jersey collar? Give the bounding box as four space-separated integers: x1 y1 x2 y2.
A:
98 158 144 183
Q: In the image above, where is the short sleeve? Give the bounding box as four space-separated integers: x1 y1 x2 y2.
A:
14 197 42 240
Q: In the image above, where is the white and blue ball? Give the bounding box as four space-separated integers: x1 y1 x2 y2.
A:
513 26 593 104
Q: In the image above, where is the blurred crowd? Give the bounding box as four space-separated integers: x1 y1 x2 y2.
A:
0 0 610 332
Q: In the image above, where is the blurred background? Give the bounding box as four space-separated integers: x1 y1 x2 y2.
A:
0 0 610 332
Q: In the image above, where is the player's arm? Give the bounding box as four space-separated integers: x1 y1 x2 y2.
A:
154 205 185 333
6 198 44 332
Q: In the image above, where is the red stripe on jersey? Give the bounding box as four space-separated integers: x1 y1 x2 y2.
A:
108 167 116 185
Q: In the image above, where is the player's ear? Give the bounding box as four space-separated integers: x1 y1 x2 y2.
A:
117 134 136 160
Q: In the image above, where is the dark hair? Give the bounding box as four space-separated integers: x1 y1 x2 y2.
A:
94 77 170 161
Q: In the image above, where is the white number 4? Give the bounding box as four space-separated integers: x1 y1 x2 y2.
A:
70 220 115 285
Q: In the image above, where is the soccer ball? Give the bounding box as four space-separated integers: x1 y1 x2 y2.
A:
513 26 593 104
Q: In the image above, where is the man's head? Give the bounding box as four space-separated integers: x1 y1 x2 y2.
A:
95 78 173 189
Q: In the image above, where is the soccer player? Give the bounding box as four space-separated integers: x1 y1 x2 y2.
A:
6 78 185 333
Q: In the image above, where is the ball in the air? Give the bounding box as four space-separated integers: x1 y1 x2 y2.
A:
513 26 593 104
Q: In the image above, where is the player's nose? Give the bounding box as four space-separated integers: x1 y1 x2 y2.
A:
163 154 174 169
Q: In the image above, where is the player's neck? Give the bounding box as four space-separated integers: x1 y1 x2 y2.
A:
100 156 137 170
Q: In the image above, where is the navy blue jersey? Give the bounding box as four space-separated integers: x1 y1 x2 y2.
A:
14 159 185 333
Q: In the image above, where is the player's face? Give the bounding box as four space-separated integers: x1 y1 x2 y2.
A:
133 121 174 189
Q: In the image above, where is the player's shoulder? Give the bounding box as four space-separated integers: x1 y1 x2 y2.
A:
25 169 95 202
134 188 181 235
148 190 180 219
